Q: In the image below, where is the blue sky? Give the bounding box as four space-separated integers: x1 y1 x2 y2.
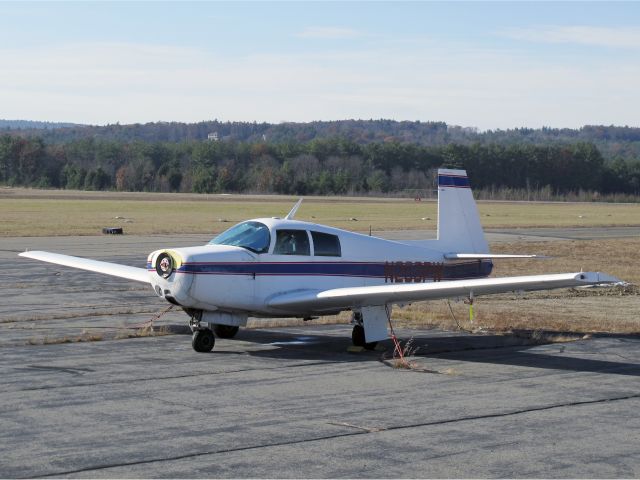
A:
1 1 639 129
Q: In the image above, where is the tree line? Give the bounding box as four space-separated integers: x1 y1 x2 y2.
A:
5 119 640 161
1 134 639 197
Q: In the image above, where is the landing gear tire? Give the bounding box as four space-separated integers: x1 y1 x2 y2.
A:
192 329 215 353
213 324 239 339
352 324 377 350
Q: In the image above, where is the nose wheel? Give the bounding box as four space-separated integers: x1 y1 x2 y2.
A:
192 329 215 353
189 314 215 353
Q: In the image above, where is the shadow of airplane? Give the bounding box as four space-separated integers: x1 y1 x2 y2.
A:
215 326 640 377
425 333 640 377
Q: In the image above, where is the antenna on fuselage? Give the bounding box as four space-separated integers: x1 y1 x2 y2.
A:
285 198 303 220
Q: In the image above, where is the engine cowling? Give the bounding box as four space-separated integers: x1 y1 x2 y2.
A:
148 244 256 311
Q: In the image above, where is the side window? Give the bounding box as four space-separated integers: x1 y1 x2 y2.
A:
274 230 311 256
311 231 341 257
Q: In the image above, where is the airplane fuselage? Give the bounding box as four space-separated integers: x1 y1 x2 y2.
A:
147 217 493 317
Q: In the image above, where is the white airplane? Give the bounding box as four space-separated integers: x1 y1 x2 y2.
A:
20 168 619 353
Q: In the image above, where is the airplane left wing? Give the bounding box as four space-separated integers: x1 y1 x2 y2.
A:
268 272 620 312
19 251 150 283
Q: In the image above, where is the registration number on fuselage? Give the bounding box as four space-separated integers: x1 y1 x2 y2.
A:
384 261 444 283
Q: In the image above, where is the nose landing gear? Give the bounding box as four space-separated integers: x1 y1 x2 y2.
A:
187 310 245 352
189 314 215 353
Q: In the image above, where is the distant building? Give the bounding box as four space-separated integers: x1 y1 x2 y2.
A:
207 132 219 141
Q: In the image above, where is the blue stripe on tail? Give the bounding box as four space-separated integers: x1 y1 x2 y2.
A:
438 174 470 188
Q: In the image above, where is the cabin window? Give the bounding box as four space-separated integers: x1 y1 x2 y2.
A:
311 231 341 257
208 221 270 254
274 230 310 256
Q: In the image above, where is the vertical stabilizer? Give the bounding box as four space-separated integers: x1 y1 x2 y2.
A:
437 168 489 254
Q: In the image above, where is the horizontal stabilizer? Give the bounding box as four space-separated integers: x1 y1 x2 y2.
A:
19 251 150 283
268 272 620 312
444 253 550 260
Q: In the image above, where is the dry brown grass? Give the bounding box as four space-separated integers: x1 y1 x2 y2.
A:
490 237 640 284
112 324 173 340
23 324 174 346
246 312 351 329
27 331 105 345
392 288 639 335
2 307 163 323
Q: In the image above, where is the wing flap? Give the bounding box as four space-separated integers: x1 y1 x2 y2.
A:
19 251 150 283
268 272 620 312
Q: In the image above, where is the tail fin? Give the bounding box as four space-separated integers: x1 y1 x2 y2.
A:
437 168 489 254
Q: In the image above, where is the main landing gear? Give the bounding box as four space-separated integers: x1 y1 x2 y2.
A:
213 324 239 339
351 312 378 350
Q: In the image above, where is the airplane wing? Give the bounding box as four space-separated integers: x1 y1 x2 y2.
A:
19 251 150 283
268 272 620 312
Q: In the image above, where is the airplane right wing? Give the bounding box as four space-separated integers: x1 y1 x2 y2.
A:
19 251 150 283
268 271 620 313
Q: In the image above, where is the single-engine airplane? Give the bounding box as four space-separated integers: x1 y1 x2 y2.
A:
20 169 620 353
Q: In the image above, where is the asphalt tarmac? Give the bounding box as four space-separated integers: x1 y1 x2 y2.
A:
1 228 639 478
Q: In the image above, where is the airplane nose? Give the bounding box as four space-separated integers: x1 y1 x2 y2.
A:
149 249 193 306
152 250 183 279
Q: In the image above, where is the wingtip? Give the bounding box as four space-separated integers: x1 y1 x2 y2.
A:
19 250 48 259
597 272 623 284
576 271 622 284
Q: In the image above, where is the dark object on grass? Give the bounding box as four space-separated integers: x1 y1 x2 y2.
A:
102 227 123 235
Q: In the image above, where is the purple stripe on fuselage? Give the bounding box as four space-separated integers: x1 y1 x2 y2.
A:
146 260 493 280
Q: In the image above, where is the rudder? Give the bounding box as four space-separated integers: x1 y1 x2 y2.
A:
437 168 489 254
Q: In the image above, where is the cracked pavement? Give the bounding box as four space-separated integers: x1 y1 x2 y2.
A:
1 327 639 478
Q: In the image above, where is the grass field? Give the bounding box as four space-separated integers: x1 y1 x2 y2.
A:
1 188 640 236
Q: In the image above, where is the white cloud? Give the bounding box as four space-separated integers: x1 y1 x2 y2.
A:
500 25 640 49
295 26 363 39
0 40 639 129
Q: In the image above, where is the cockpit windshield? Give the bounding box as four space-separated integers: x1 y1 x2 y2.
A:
208 221 271 254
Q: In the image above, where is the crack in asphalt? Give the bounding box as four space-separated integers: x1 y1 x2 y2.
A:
7 359 351 393
24 392 640 479
24 365 95 376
